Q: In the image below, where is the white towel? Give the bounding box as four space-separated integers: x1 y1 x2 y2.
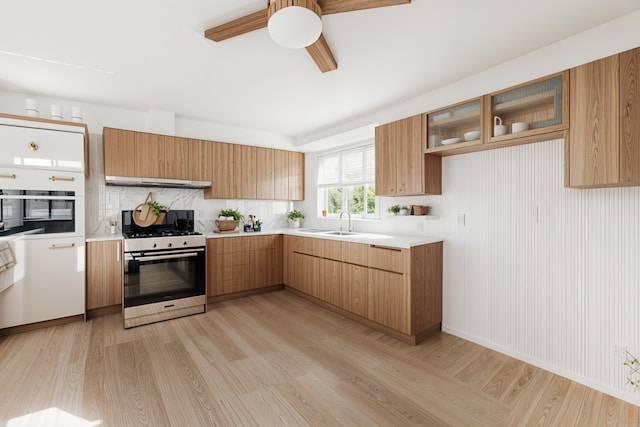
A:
0 240 16 272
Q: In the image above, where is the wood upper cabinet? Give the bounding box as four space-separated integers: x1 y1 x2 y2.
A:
134 132 165 178
164 136 190 180
288 151 305 201
620 48 640 185
189 139 212 182
375 114 441 196
103 127 135 177
256 147 275 200
567 47 640 188
103 126 304 200
205 141 234 199
86 240 123 311
274 149 289 200
233 145 257 199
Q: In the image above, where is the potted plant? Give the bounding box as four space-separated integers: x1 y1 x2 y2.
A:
287 210 304 228
218 208 245 222
386 204 401 215
216 208 244 232
253 219 262 232
147 201 170 224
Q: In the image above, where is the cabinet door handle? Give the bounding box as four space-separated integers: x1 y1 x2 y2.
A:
116 241 121 262
49 242 76 250
0 174 16 179
370 245 401 252
49 176 75 182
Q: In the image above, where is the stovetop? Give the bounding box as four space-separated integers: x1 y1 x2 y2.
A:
124 230 202 239
121 209 206 252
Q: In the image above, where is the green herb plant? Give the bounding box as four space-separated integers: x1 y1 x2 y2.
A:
147 201 170 216
219 208 245 222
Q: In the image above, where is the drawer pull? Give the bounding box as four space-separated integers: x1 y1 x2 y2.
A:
164 304 175 309
28 141 39 151
49 176 75 182
49 242 76 250
371 245 401 252
0 174 16 179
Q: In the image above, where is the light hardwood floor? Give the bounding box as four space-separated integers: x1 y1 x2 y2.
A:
0 290 638 426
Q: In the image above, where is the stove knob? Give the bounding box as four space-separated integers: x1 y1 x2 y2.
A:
167 242 172 248
153 243 157 248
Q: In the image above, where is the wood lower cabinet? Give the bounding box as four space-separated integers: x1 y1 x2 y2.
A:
86 240 123 315
284 235 443 344
367 269 409 334
567 47 640 188
207 235 283 299
341 262 368 318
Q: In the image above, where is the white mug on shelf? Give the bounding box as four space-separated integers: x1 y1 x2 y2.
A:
493 116 508 136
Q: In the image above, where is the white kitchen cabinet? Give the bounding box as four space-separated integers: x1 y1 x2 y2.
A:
0 123 85 172
0 236 85 329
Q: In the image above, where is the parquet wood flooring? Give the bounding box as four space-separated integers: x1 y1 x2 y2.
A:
0 290 638 426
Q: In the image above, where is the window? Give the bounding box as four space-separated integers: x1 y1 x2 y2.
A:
317 144 378 218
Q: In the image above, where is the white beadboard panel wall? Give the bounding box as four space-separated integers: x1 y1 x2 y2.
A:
441 139 640 405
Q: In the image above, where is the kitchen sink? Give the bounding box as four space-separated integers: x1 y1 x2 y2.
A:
297 229 359 237
323 231 358 236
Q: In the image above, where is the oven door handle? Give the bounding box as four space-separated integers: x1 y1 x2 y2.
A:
136 252 200 262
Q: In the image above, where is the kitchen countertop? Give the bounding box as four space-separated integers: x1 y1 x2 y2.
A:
86 233 124 242
206 228 443 249
87 228 443 249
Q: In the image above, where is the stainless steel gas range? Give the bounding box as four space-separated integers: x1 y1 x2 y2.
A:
121 210 206 328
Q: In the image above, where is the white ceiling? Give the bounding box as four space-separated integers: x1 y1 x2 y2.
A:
1 0 639 141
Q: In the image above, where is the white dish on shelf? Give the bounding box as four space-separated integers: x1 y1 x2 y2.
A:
441 137 462 145
463 131 481 141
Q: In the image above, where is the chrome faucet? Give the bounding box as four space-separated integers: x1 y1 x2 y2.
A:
339 211 354 232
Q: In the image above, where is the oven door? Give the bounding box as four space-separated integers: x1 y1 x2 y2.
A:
123 246 205 307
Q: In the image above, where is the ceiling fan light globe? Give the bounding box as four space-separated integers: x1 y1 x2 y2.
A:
268 6 322 49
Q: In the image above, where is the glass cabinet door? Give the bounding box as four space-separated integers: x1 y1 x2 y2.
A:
426 98 482 151
489 72 567 140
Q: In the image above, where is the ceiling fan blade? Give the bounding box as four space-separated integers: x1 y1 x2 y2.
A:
204 9 268 42
305 33 338 73
318 0 410 15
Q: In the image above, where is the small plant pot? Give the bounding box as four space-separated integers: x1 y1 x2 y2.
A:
290 219 301 228
398 209 409 216
254 226 262 232
154 212 166 224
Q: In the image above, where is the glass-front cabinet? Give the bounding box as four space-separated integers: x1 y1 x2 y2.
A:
485 71 568 142
425 98 482 153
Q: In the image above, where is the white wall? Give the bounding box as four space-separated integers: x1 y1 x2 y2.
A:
440 140 640 406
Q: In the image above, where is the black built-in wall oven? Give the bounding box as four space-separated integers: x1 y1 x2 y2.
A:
122 210 206 328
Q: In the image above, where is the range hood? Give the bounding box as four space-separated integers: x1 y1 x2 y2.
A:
105 176 212 189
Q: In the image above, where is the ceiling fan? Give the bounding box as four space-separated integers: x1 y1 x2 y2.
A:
204 0 411 73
